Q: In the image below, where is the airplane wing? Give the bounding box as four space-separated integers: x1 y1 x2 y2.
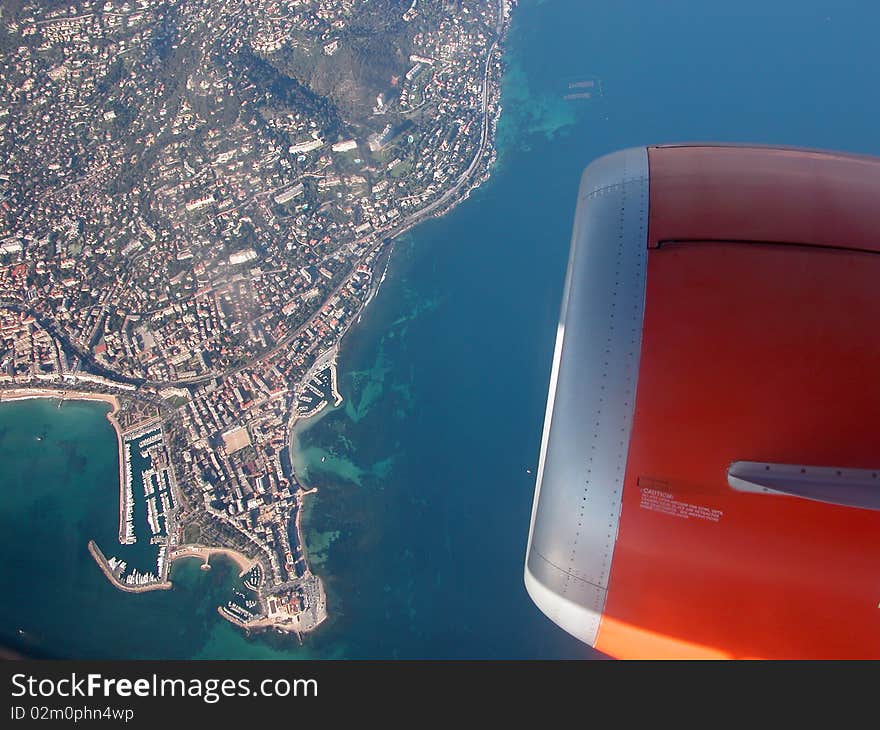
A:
525 144 880 659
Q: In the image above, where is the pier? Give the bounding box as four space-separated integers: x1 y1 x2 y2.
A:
87 540 172 593
295 359 343 418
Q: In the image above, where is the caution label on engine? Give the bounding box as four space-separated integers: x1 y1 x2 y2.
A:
639 488 723 522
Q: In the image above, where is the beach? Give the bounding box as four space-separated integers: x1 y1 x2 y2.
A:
0 388 123 453
0 388 131 550
0 387 120 414
169 546 256 577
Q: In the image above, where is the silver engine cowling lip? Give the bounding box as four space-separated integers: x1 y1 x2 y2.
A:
524 147 649 646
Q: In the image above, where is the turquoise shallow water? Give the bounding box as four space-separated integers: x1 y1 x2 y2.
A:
3 0 880 658
0 399 293 659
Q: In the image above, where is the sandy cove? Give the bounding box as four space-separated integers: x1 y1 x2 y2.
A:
0 388 122 441
0 388 130 548
1 389 258 592
169 546 256 576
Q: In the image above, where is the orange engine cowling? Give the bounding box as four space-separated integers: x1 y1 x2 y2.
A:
525 144 880 659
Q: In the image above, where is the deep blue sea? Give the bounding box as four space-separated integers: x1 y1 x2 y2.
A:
2 0 879 658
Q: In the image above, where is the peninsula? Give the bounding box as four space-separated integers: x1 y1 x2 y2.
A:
0 0 514 634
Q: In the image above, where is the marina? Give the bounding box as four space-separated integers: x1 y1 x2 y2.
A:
0 0 868 660
87 540 172 593
295 361 343 418
95 423 180 592
221 585 262 626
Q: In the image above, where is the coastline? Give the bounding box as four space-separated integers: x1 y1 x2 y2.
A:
0 388 130 554
0 0 514 641
283 1 513 627
0 388 122 449
87 540 173 593
0 385 310 633
169 545 256 577
288 393 341 492
2 389 182 596
89 542 257 594
216 606 301 636
0 387 120 414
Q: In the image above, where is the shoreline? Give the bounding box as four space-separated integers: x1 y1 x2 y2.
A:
288 394 341 493
169 545 256 577
0 0 514 640
216 606 302 637
283 2 512 609
0 386 291 631
87 540 172 593
0 387 120 414
0 387 130 551
0 387 128 542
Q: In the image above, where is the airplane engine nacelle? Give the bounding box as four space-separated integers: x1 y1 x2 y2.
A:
525 144 880 659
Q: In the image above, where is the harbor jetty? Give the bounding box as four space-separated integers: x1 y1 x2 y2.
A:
87 540 172 593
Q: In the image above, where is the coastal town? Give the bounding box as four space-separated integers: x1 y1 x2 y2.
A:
0 0 513 635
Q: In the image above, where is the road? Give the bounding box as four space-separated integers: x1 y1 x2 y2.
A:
31 0 510 395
